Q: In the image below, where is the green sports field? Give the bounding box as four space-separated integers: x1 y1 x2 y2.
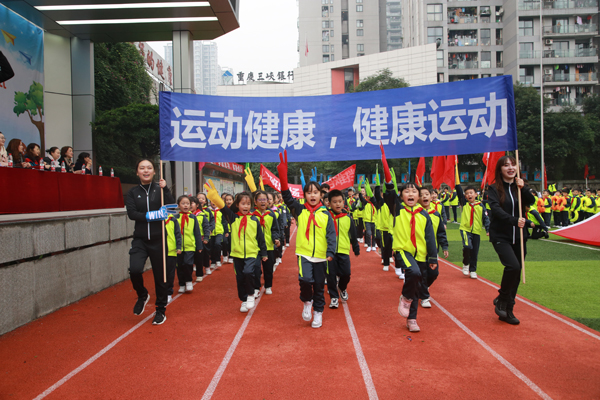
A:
443 209 600 332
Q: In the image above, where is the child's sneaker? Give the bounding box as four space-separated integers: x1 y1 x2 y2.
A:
383 265 389 271
329 298 339 309
302 301 313 321
366 247 372 252
210 263 216 269
462 264 469 276
265 287 273 295
185 282 193 292
167 295 172 305
152 310 167 325
196 276 203 282
420 298 431 308
246 295 255 309
470 271 478 279
178 285 185 294
311 311 323 328
216 261 222 267
240 302 249 313
254 289 260 298
398 295 412 318
406 319 420 332
205 268 212 275
340 290 349 301
390 257 395 264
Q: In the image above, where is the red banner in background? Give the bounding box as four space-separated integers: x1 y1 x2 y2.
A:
260 164 304 198
323 164 356 191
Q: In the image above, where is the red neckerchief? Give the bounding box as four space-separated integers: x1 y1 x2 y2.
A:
469 202 481 227
304 201 323 240
165 215 173 225
213 208 219 221
329 211 347 236
192 209 201 216
179 211 190 232
236 212 249 238
365 198 376 217
252 210 269 227
405 206 424 248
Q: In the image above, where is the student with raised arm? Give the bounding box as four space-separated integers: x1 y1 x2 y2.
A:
277 151 336 329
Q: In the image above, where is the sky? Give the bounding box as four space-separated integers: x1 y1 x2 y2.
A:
148 0 299 79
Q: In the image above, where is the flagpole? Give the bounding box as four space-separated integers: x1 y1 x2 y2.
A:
160 160 166 283
515 150 526 284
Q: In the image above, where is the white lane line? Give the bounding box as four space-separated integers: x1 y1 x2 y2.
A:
438 259 600 341
342 302 379 400
33 292 185 400
201 225 297 400
431 299 553 400
540 238 600 251
201 287 265 400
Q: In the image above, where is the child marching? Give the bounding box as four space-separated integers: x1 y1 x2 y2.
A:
253 190 282 295
456 184 490 279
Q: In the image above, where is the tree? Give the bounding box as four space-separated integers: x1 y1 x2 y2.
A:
94 42 154 115
92 104 160 183
350 68 409 93
13 81 45 149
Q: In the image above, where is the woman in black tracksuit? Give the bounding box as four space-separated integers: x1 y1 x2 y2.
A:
487 155 536 325
125 159 175 325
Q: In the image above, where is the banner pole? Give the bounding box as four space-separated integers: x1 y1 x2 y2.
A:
160 160 166 283
515 150 526 284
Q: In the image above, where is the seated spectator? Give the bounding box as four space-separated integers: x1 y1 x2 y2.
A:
43 146 61 170
74 152 93 175
25 143 42 168
0 132 7 166
6 138 31 168
58 146 75 173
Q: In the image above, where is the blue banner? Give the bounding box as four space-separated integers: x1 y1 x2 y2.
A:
160 76 517 162
460 172 469 182
475 171 483 182
534 171 541 181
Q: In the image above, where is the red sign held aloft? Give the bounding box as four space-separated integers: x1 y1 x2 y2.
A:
323 164 356 191
260 164 304 198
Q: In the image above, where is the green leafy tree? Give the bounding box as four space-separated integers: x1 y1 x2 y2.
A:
94 42 154 115
13 81 45 149
582 95 600 179
93 104 160 183
350 68 409 93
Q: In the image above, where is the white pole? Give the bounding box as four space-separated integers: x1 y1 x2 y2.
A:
539 0 545 190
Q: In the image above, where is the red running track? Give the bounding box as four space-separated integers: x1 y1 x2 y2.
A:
1 231 599 400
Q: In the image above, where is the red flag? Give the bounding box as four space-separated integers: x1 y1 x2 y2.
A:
305 36 309 57
415 157 425 186
584 164 589 179
481 153 490 190
443 155 457 190
544 165 548 189
260 164 304 198
322 165 356 191
430 156 446 189
485 151 505 186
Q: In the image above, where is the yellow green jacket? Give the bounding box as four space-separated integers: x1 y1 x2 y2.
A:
252 209 281 251
426 205 449 250
329 209 360 255
221 206 267 259
164 215 182 257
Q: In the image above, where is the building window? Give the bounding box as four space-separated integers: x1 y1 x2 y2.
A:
438 73 445 83
331 45 335 53
323 54 330 63
322 6 329 17
357 19 363 27
519 18 533 36
519 42 533 58
323 45 329 52
357 0 363 2
357 5 363 12
357 53 365 57
481 51 491 68
330 30 334 37
427 4 443 22
357 29 364 36
322 30 330 42
480 29 491 46
357 44 364 52
330 20 334 28
322 0 328 3
322 21 329 29
331 54 335 61
330 5 333 12
427 27 443 44
437 50 444 67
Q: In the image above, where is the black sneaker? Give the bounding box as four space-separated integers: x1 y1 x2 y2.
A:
493 296 499 306
340 290 349 301
499 310 520 325
152 310 167 325
494 299 508 319
133 294 150 315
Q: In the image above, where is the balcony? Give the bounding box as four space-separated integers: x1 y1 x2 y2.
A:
543 48 598 58
519 75 535 85
448 38 478 46
496 38 503 45
543 24 598 35
544 0 598 9
518 1 540 10
520 51 539 59
449 60 479 69
548 96 584 106
544 72 597 82
448 14 478 24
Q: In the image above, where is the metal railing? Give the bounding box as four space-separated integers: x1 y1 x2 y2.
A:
448 14 478 24
448 38 478 46
543 48 598 58
518 0 598 10
544 72 597 82
548 97 585 106
543 24 598 34
448 60 479 69
519 75 535 85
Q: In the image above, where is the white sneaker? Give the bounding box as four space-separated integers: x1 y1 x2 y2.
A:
273 264 277 272
462 265 469 276
286 243 290 247
265 287 273 295
185 282 193 292
196 276 203 282
395 268 405 280
366 247 372 252
205 268 212 275
329 298 339 309
421 298 432 308
364 243 368 248
178 285 185 294
254 289 260 298
302 301 313 321
193 266 196 271
210 263 216 269
340 290 348 301
216 261 222 267
246 295 255 309
167 295 172 305
311 311 323 328
276 257 282 265
381 259 384 264
240 302 249 313
383 265 389 272
390 257 395 264
470 271 478 279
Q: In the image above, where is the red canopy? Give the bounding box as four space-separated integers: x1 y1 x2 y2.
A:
550 213 600 247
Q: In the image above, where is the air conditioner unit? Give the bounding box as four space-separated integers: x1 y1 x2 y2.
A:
545 39 553 45
544 68 553 75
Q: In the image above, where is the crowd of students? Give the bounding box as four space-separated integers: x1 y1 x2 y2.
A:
125 154 599 330
0 134 94 174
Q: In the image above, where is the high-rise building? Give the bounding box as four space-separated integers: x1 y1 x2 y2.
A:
165 41 221 95
401 0 599 108
298 0 403 66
